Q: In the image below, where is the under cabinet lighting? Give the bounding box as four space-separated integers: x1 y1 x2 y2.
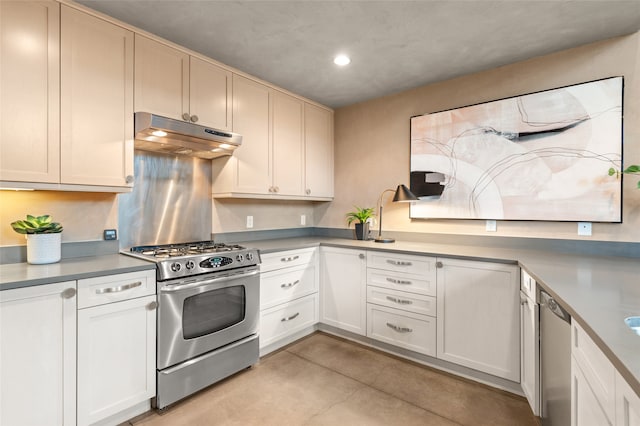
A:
151 130 168 137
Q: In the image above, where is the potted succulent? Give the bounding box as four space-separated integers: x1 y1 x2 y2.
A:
609 164 640 189
11 214 63 264
346 206 375 240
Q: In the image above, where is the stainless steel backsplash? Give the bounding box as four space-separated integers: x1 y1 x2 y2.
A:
118 150 212 249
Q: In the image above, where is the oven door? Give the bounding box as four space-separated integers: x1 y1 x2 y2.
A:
157 267 259 370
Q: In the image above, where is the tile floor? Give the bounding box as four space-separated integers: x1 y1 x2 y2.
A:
130 332 539 426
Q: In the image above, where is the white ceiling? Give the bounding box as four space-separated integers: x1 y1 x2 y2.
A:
77 0 640 109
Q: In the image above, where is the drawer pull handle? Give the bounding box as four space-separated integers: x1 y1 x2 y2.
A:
147 301 158 311
281 255 300 262
281 280 300 289
281 312 300 322
386 278 412 285
95 281 142 294
386 323 413 333
61 288 76 299
386 260 412 266
386 296 413 305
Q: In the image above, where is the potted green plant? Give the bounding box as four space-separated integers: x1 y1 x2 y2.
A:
609 165 640 189
11 214 63 264
346 206 375 240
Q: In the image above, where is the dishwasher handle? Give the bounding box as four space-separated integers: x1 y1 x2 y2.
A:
540 290 571 324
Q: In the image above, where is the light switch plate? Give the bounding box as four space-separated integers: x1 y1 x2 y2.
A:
300 214 306 226
578 222 592 236
486 220 497 232
246 216 253 229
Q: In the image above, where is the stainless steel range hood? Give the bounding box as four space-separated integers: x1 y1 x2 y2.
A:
134 112 242 159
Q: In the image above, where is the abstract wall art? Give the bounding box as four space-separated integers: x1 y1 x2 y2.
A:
410 77 623 222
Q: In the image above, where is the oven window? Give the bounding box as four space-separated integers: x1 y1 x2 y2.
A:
182 285 246 339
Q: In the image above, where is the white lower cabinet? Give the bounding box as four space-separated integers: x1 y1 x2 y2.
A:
572 356 614 426
367 304 436 356
260 294 318 348
436 258 520 381
0 281 77 426
77 271 156 426
520 270 540 416
320 246 367 336
259 248 319 354
616 370 640 426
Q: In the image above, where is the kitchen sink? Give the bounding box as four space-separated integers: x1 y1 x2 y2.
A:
625 317 640 336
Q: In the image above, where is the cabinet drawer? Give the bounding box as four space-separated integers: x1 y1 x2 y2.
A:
260 247 317 273
367 251 436 277
367 286 436 316
78 270 156 309
572 320 615 422
367 303 436 356
521 269 536 300
367 268 435 296
260 294 318 348
261 263 317 310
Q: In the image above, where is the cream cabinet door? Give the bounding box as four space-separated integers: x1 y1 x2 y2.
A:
272 90 304 196
190 56 232 130
134 34 188 121
304 103 334 198
436 258 520 381
60 6 134 187
0 0 60 183
229 74 271 193
0 281 77 426
616 371 640 426
320 246 367 336
77 294 156 426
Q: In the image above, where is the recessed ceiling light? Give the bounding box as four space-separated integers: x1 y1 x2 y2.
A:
333 54 351 66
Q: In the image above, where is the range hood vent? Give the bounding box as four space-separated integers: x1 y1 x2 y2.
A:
134 112 242 159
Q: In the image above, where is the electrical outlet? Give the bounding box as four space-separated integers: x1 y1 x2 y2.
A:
486 220 497 232
246 215 253 229
300 214 306 226
578 222 592 236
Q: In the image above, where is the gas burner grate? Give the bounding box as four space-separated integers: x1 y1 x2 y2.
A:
130 241 247 258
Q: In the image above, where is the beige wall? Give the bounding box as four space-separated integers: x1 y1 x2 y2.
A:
0 191 118 246
212 199 316 233
320 33 640 243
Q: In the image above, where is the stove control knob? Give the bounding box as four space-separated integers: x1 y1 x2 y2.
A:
170 262 182 272
236 254 244 262
185 260 195 270
246 252 254 261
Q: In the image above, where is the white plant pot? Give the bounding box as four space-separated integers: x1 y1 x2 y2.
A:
26 233 62 264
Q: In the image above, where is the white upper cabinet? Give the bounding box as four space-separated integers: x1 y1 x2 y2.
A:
304 103 334 198
212 75 333 200
272 90 304 196
134 35 232 130
0 0 60 184
60 5 134 188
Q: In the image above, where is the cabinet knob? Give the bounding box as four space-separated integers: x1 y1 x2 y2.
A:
125 175 134 184
274 186 279 193
436 261 443 268
268 186 273 192
61 288 76 299
359 253 365 259
190 115 198 123
147 301 158 311
306 189 311 195
182 113 191 121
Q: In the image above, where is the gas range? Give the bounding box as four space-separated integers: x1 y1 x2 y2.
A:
123 240 261 281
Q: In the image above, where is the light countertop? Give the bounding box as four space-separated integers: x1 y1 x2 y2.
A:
0 254 155 291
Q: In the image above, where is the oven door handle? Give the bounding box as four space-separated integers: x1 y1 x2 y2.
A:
160 269 259 293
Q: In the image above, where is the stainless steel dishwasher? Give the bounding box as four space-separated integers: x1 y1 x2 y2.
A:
540 289 572 426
